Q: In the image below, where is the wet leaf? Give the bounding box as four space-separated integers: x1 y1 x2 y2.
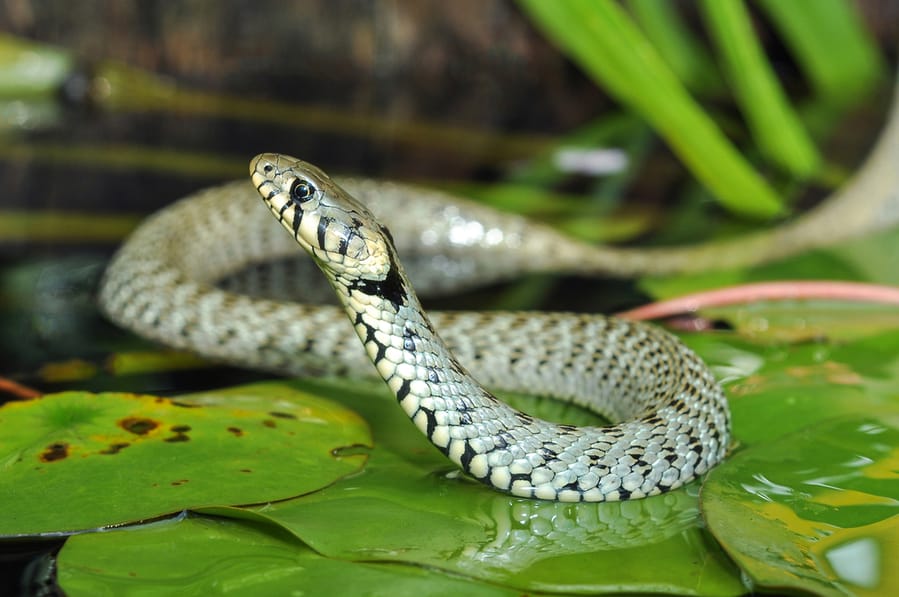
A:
199 379 743 595
0 384 370 536
57 515 519 597
703 416 899 597
695 303 899 343
682 330 899 448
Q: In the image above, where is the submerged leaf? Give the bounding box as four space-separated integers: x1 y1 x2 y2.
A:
58 515 518 597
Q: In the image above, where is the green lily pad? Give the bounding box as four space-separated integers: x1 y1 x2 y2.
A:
0 385 370 536
200 378 744 595
57 515 519 597
31 324 899 593
702 415 899 597
681 330 899 448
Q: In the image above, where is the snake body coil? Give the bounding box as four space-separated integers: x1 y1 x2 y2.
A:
98 79 899 501
100 153 731 502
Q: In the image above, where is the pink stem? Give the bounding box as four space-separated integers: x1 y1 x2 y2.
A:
617 281 899 321
0 376 42 400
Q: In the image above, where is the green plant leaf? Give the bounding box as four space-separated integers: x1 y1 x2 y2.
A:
197 379 743 595
757 0 887 107
702 416 899 597
682 331 899 448
627 0 723 93
0 385 370 536
517 0 784 218
700 0 820 178
57 515 520 597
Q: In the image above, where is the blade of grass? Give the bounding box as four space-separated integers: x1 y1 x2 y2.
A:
700 0 820 179
517 0 784 219
627 0 723 94
757 0 886 108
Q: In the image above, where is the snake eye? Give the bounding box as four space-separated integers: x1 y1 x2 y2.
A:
290 178 315 203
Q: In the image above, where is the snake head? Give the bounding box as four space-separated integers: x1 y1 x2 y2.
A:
250 153 395 282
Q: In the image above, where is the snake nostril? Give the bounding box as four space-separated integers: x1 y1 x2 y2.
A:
263 164 274 173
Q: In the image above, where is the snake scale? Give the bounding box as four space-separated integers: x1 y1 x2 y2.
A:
99 80 898 502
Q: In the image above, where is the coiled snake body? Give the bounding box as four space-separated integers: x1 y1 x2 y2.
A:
100 153 731 502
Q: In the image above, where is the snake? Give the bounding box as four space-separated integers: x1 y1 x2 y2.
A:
98 79 898 502
99 150 735 503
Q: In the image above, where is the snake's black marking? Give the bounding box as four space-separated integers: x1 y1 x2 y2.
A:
291 203 303 232
316 216 331 249
396 379 411 401
337 233 349 256
372 340 387 363
422 407 437 437
356 316 377 345
460 442 477 472
349 253 408 307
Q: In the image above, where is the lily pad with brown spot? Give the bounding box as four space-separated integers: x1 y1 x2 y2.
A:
0 385 370 537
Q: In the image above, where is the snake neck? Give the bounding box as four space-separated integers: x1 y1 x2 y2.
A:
331 250 520 468
335 252 484 396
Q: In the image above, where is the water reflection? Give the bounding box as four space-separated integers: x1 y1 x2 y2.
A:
826 537 880 590
455 488 699 573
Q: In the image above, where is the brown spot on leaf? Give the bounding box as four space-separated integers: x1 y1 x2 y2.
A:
164 424 191 442
170 479 190 486
240 468 252 473
39 442 68 462
227 427 244 437
269 411 297 419
262 419 276 428
120 417 159 435
100 442 130 455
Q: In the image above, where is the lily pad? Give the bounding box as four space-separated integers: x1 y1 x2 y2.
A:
702 415 899 597
57 515 519 597
200 378 744 595
0 385 370 536
682 331 899 446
